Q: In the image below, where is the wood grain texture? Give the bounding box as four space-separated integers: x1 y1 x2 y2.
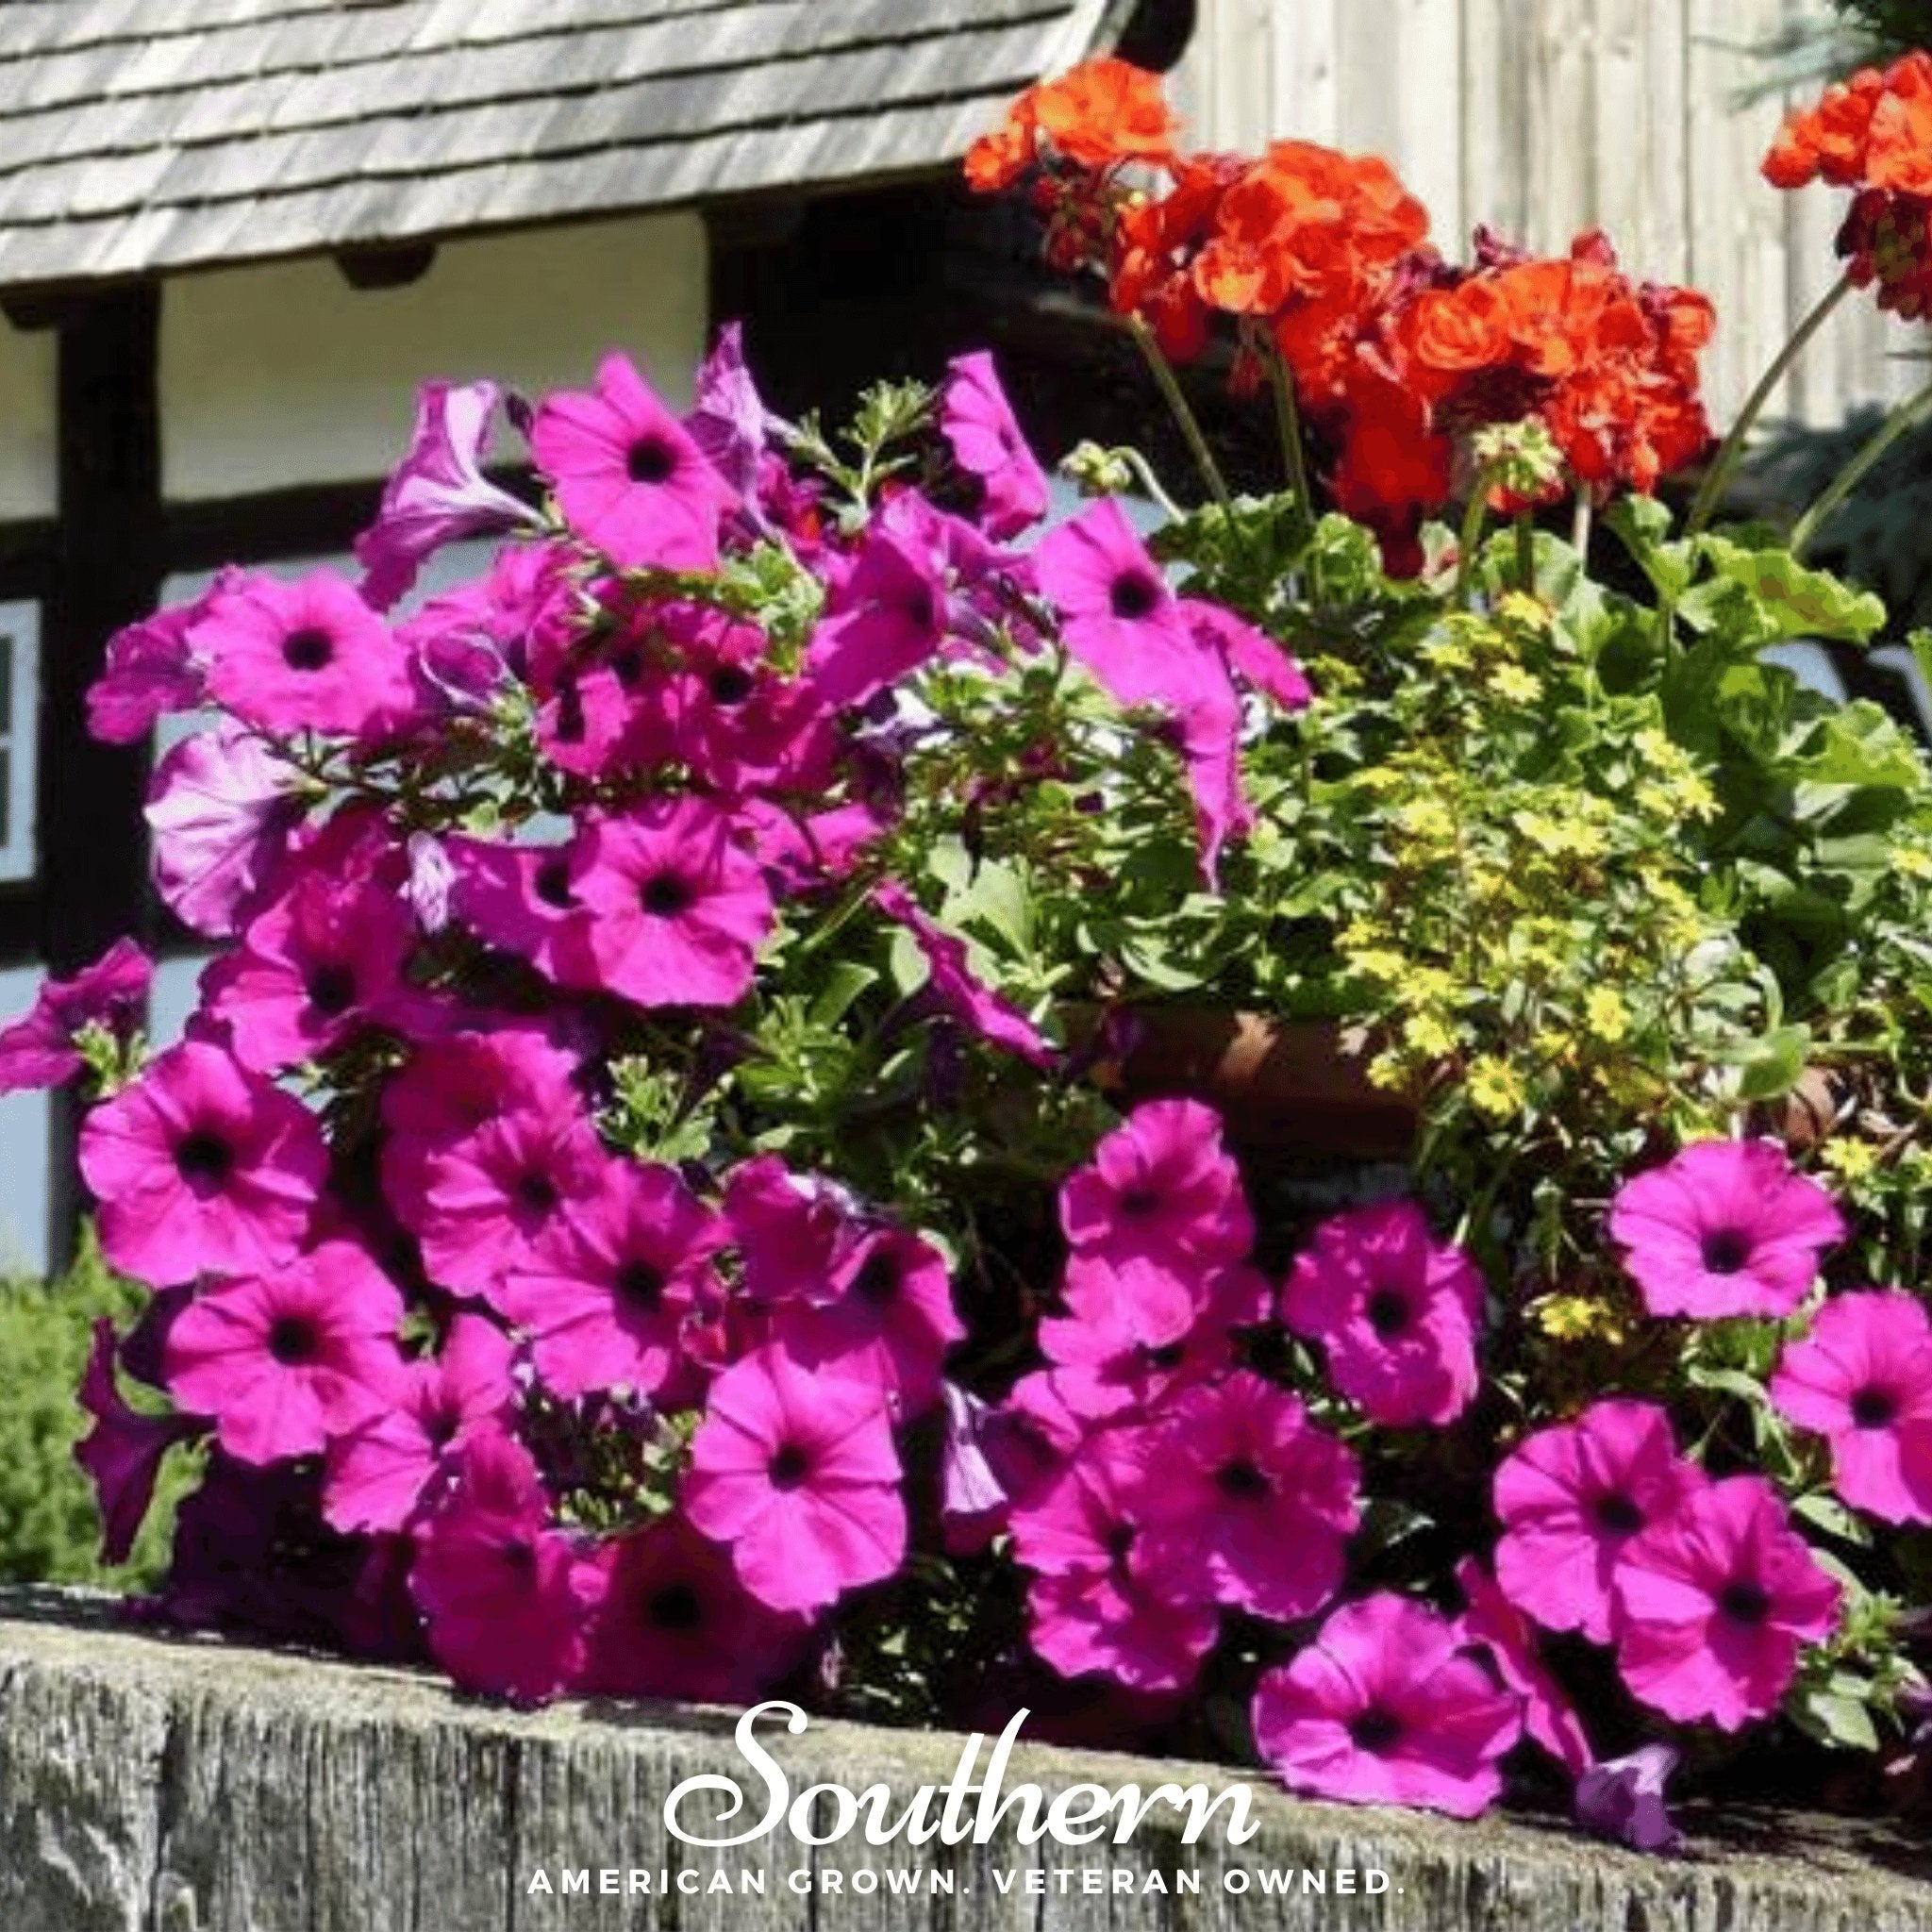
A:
1 1593 1929 1932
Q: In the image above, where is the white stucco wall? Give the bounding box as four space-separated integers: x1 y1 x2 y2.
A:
159 209 709 501
0 316 57 521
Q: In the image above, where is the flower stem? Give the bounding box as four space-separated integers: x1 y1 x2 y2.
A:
1126 313 1231 510
1454 474 1498 608
1571 483 1593 559
1685 271 1854 538
1265 337 1317 534
1515 511 1537 596
1790 373 1932 558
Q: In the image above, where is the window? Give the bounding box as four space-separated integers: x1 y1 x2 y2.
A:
0 599 40 883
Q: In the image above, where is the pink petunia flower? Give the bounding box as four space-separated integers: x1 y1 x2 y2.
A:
74 1317 202 1565
144 724 305 939
1492 1398 1707 1645
1133 1371 1360 1624
409 1426 598 1705
1608 1138 1846 1320
722 1153 856 1307
446 834 588 984
940 1380 1013 1554
772 1224 964 1417
871 880 1056 1067
323 1313 516 1533
1251 1593 1524 1819
1453 1557 1592 1776
1059 1098 1254 1274
1040 1257 1269 1422
78 1040 328 1285
567 799 774 1008
530 352 737 571
576 1511 812 1702
684 1343 907 1614
491 1162 724 1401
1614 1474 1841 1730
1179 597 1313 709
164 1239 405 1464
1026 1566 1221 1694
1008 1419 1157 1579
1574 1744 1682 1855
1281 1199 1483 1427
684 322 776 506
941 351 1050 541
192 568 414 739
0 939 153 1093
86 573 238 743
806 524 949 709
354 379 541 610
204 868 420 1073
1769 1290 1932 1524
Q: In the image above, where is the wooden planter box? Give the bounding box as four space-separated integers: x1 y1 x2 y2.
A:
1 1591 1925 1932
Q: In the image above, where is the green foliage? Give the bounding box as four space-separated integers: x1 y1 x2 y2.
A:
0 1237 180 1588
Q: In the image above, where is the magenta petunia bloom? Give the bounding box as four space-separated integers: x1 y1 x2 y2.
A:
805 524 949 709
323 1313 515 1534
86 573 237 743
354 379 541 610
1133 1371 1360 1624
941 351 1050 541
1027 1566 1221 1694
684 321 776 506
530 352 736 571
491 1161 724 1401
1251 1592 1524 1819
0 938 153 1093
1008 1419 1156 1579
567 799 774 1009
1041 1257 1268 1422
1059 1098 1253 1274
1281 1198 1483 1427
1607 1138 1845 1320
78 1040 328 1285
872 880 1056 1067
409 1426 598 1705
940 1380 1013 1554
205 868 420 1073
1179 596 1313 709
1769 1290 1932 1524
446 834 588 985
722 1153 855 1307
1574 1744 1682 1855
145 724 304 939
576 1511 812 1703
1614 1474 1841 1730
192 568 414 739
75 1317 202 1565
774 1224 964 1417
685 1343 907 1615
402 1098 613 1297
1492 1398 1706 1645
1453 1557 1592 1776
164 1240 405 1464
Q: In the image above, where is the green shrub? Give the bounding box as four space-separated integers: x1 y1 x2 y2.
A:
0 1235 180 1588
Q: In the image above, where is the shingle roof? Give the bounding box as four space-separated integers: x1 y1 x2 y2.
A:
0 0 1128 290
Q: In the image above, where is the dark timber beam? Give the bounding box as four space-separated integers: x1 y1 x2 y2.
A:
41 281 163 1271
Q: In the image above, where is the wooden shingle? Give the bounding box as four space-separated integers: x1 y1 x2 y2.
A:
0 0 1127 287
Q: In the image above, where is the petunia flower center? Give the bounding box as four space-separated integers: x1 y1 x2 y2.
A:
1366 1288 1412 1339
640 872 696 918
174 1129 235 1191
1118 1185 1160 1217
1216 1457 1270 1502
708 665 755 707
513 1169 560 1217
1348 1706 1403 1754
1140 1339 1188 1372
304 960 358 1017
500 1535 537 1577
615 1258 666 1312
902 585 939 631
1700 1227 1753 1274
648 1582 703 1632
1718 1579 1771 1625
1592 1491 1645 1536
1109 570 1161 622
626 436 677 485
1104 1520 1137 1562
852 1250 901 1307
770 1442 812 1491
533 856 575 909
281 626 335 673
267 1314 319 1367
1851 1385 1899 1429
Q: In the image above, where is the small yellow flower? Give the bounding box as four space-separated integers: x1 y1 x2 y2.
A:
1532 1294 1625 1344
1403 1013 1457 1059
1583 987 1630 1043
1893 846 1932 881
1494 590 1553 633
1823 1139 1880 1184
1467 1055 1524 1119
1395 797 1457 843
1488 664 1542 704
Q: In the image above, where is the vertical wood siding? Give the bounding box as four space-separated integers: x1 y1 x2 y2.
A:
1172 0 1917 425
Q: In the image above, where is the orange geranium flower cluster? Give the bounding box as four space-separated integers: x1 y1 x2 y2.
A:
967 58 1715 575
1763 50 1932 319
